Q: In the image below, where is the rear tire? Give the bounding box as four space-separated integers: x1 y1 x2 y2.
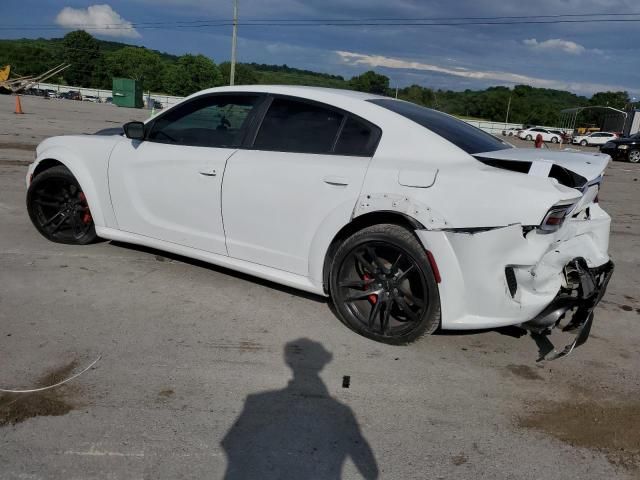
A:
551 136 559 144
27 166 97 245
628 149 640 163
329 224 441 345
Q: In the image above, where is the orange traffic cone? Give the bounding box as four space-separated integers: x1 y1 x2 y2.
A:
14 95 24 114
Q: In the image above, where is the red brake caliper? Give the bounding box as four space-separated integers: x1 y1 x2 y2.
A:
363 273 378 304
78 192 92 225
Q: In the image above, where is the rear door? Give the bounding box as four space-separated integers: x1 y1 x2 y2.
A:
221 96 381 275
108 93 263 255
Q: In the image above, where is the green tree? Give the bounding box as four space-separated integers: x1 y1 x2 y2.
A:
162 54 222 96
398 84 435 107
349 71 390 95
104 47 166 91
219 62 259 85
589 91 630 109
62 30 100 87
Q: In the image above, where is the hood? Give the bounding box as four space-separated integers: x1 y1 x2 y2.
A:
36 134 124 158
474 147 609 188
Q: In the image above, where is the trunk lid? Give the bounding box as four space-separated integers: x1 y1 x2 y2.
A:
474 148 610 189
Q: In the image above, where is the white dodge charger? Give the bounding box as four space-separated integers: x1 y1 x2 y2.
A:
26 86 613 357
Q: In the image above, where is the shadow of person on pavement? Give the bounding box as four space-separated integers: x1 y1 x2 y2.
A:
221 338 379 479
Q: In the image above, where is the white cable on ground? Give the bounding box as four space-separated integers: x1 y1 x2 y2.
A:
0 355 101 394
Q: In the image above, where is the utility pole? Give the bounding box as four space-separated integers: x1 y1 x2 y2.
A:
504 93 512 127
229 0 238 86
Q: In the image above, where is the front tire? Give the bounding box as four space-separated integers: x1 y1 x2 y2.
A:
329 224 441 345
628 149 640 163
27 166 97 245
525 135 533 141
580 140 588 146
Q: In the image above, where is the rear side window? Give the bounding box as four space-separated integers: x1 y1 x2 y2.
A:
334 116 380 156
254 98 344 154
368 99 510 154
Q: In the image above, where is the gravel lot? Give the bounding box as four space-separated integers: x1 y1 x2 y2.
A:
1 94 639 480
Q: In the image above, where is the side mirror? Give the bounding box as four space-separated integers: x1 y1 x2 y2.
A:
123 121 145 141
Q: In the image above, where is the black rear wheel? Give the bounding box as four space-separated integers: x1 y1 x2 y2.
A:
329 224 441 344
27 166 97 245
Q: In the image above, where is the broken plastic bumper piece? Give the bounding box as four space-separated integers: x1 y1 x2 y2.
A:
522 259 614 361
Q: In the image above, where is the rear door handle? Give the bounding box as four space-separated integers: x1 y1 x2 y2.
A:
199 169 217 177
323 175 349 186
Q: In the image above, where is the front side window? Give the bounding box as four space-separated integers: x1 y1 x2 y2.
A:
253 98 344 154
368 99 510 154
148 94 260 148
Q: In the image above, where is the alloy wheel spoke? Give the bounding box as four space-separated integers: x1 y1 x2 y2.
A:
345 289 380 302
34 199 62 208
395 264 415 283
397 285 426 309
50 215 71 233
365 246 386 272
368 298 382 329
395 296 419 322
354 250 377 274
37 191 64 202
339 278 374 289
380 301 392 334
390 253 403 274
42 209 65 227
70 213 84 237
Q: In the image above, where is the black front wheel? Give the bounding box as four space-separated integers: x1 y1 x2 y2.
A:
628 149 640 163
329 224 441 344
27 166 97 245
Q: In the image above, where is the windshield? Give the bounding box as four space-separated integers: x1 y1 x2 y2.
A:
368 98 511 154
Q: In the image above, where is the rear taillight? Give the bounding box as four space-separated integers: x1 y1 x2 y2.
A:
540 204 574 232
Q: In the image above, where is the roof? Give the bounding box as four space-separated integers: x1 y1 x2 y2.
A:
193 84 387 102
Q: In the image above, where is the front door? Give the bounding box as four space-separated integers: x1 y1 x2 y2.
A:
108 93 263 255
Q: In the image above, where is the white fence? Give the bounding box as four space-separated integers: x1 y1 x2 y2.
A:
32 82 184 109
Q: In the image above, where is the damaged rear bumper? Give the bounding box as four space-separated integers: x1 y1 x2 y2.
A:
415 204 612 333
521 259 614 360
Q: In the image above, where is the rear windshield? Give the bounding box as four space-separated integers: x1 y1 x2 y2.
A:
368 99 511 154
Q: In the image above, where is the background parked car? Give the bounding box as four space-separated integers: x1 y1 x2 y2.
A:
60 91 81 101
517 127 562 143
82 95 101 103
573 132 618 146
501 127 521 137
600 132 640 163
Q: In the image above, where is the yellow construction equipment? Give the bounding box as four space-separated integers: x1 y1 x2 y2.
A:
0 65 10 83
0 63 70 93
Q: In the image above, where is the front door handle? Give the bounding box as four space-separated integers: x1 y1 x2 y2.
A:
199 169 217 177
323 175 349 186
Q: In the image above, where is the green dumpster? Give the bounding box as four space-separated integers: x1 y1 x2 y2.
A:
112 78 143 108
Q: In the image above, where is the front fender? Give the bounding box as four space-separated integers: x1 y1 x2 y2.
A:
31 142 116 228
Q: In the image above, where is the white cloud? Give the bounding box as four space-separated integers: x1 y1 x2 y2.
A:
523 38 586 55
56 4 140 38
336 50 631 94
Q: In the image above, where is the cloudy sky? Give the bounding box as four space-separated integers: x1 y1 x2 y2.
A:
2 0 639 97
